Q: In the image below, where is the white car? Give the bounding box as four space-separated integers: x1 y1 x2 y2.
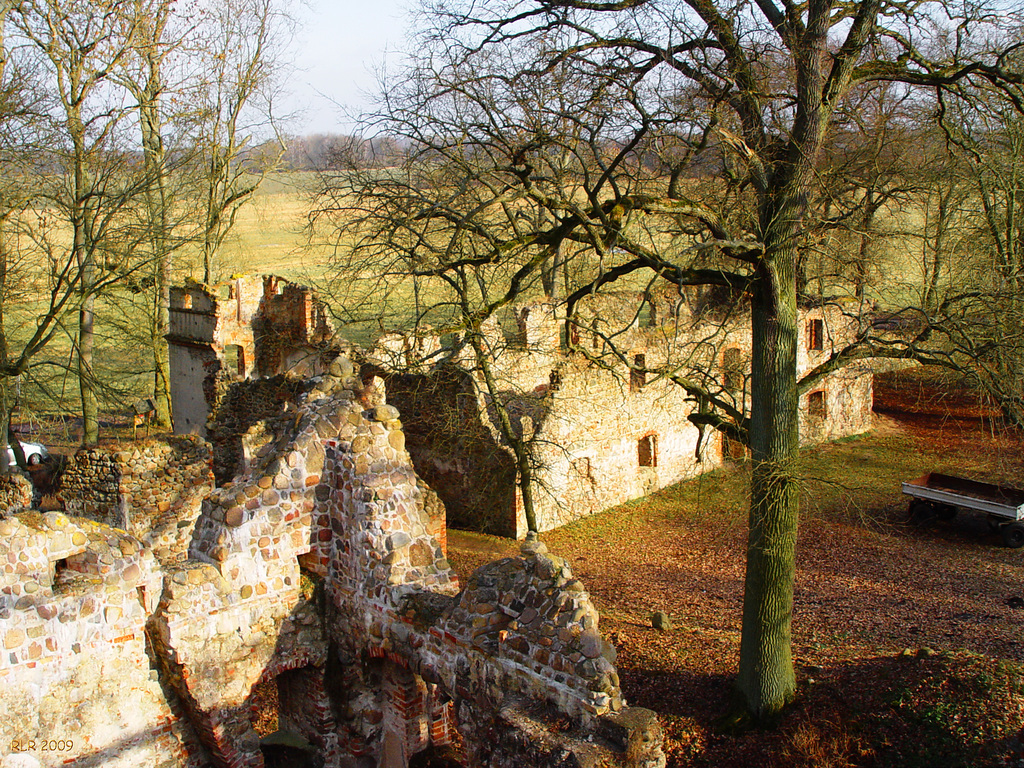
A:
5 440 48 467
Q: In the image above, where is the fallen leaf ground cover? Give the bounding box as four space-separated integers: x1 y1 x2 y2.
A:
447 370 1024 767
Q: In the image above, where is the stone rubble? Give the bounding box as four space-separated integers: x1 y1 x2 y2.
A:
0 473 32 515
0 351 664 768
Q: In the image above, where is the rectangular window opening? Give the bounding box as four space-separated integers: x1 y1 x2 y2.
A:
53 557 70 580
808 390 827 419
638 434 657 467
223 344 245 377
808 318 824 351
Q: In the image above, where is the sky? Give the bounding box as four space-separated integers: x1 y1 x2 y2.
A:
287 0 415 135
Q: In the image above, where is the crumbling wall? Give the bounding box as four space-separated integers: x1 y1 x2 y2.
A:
315 378 664 767
57 436 214 565
253 278 338 377
381 365 518 536
526 356 712 535
376 297 875 537
797 307 875 444
373 330 444 372
168 277 265 434
169 275 341 437
0 473 32 514
144 357 661 768
147 359 437 767
150 559 330 768
205 375 311 485
0 512 195 768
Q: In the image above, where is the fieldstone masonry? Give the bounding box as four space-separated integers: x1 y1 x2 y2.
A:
0 512 194 767
372 293 875 537
58 436 214 565
0 474 31 514
0 352 663 767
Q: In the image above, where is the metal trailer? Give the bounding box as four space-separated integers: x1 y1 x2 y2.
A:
901 472 1024 548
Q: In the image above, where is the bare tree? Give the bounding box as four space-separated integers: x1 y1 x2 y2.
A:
318 0 1024 721
913 75 1024 427
0 0 43 472
0 0 292 450
188 0 291 284
115 0 177 427
9 0 159 445
0 0 151 464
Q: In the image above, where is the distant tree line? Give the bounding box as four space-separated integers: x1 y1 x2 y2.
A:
281 133 409 171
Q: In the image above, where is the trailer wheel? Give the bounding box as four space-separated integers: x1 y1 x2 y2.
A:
1002 523 1024 549
909 500 936 524
936 504 957 521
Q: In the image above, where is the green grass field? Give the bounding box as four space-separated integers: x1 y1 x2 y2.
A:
4 170 965 431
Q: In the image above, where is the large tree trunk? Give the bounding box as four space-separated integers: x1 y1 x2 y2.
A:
736 245 800 718
733 14 835 714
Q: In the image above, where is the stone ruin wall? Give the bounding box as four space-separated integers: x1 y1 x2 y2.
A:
205 375 311 486
152 361 660 767
167 276 270 433
372 298 876 537
168 276 340 437
378 366 518 537
311 366 661 767
528 356 712 536
795 308 875 443
57 436 215 566
252 280 337 378
0 512 196 768
690 304 873 450
0 354 663 768
373 302 564 395
148 365 367 768
168 276 270 435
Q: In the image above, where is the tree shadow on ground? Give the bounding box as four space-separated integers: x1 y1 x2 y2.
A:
610 647 1023 768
